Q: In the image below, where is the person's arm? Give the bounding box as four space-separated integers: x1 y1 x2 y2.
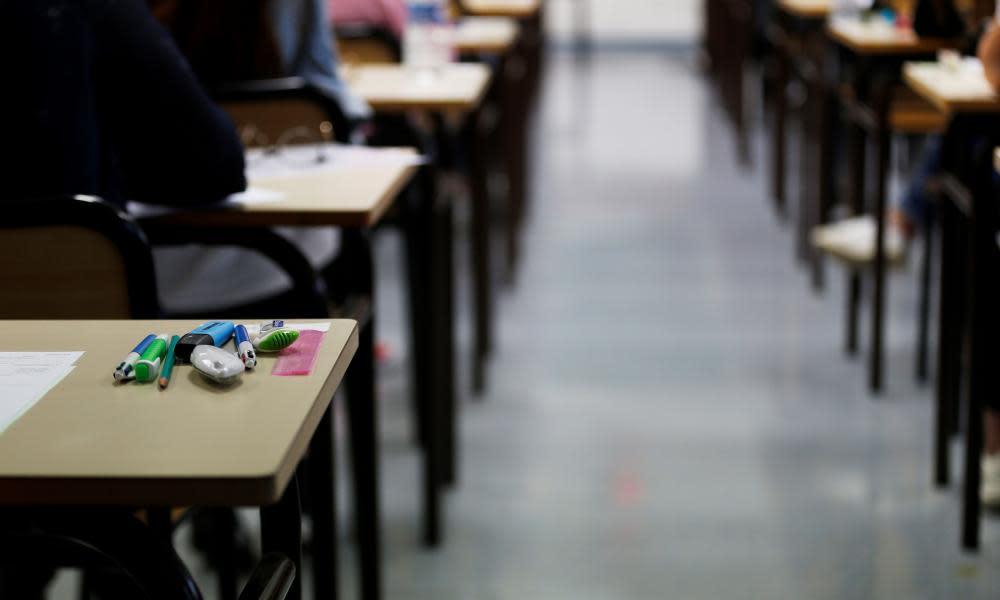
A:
977 21 1000 93
89 0 246 206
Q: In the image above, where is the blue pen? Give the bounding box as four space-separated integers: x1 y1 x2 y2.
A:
234 324 257 370
113 334 157 383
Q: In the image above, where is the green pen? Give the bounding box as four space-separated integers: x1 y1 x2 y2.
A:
134 334 169 383
158 335 181 389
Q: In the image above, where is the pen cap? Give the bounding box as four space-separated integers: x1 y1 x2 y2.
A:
135 337 168 381
134 357 162 382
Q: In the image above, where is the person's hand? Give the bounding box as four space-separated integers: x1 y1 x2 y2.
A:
977 21 1000 92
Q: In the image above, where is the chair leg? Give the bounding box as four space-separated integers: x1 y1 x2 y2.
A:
771 40 788 217
260 473 303 600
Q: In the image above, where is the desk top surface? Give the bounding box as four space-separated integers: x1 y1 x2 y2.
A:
776 0 830 19
827 18 955 54
903 61 1000 114
456 16 520 54
460 0 541 18
139 146 419 228
344 63 493 113
0 319 357 507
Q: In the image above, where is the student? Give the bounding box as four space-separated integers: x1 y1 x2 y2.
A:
150 0 371 315
329 0 408 38
0 0 246 210
155 0 371 121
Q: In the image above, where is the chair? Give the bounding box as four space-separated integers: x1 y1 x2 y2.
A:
814 88 945 390
213 77 354 144
0 200 294 593
0 195 160 319
334 24 402 65
0 508 295 600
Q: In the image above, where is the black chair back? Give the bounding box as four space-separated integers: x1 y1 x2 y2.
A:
0 195 160 319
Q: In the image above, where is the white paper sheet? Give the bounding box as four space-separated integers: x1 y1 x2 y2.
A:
246 144 427 180
0 352 84 433
126 187 285 219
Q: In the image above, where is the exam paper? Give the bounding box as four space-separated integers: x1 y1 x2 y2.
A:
246 144 427 180
0 352 83 433
126 187 286 218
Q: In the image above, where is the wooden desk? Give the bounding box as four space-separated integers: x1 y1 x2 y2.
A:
344 63 493 114
903 61 1000 114
826 18 954 55
456 16 520 55
0 319 356 506
143 150 419 229
0 319 357 600
460 0 540 18
776 0 829 19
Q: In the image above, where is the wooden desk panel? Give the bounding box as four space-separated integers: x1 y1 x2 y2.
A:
460 0 540 18
0 319 357 506
456 16 520 54
904 61 1000 114
776 0 829 20
827 18 954 54
344 63 493 113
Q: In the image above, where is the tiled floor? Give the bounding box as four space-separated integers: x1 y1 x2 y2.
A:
55 48 1000 599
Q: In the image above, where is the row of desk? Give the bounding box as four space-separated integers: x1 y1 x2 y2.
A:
0 2 545 600
762 0 1000 551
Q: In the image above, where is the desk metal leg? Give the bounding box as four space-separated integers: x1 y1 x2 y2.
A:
341 230 381 600
405 167 444 547
308 404 339 600
771 36 788 217
261 472 303 600
467 109 493 396
502 53 529 279
869 97 890 394
845 118 866 356
435 183 457 487
934 190 965 487
960 140 996 551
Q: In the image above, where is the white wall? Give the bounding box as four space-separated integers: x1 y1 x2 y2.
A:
545 0 700 45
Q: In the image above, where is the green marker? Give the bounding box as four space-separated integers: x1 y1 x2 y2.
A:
135 334 169 383
158 335 181 389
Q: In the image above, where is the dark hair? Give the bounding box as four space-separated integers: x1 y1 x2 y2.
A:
151 0 284 86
